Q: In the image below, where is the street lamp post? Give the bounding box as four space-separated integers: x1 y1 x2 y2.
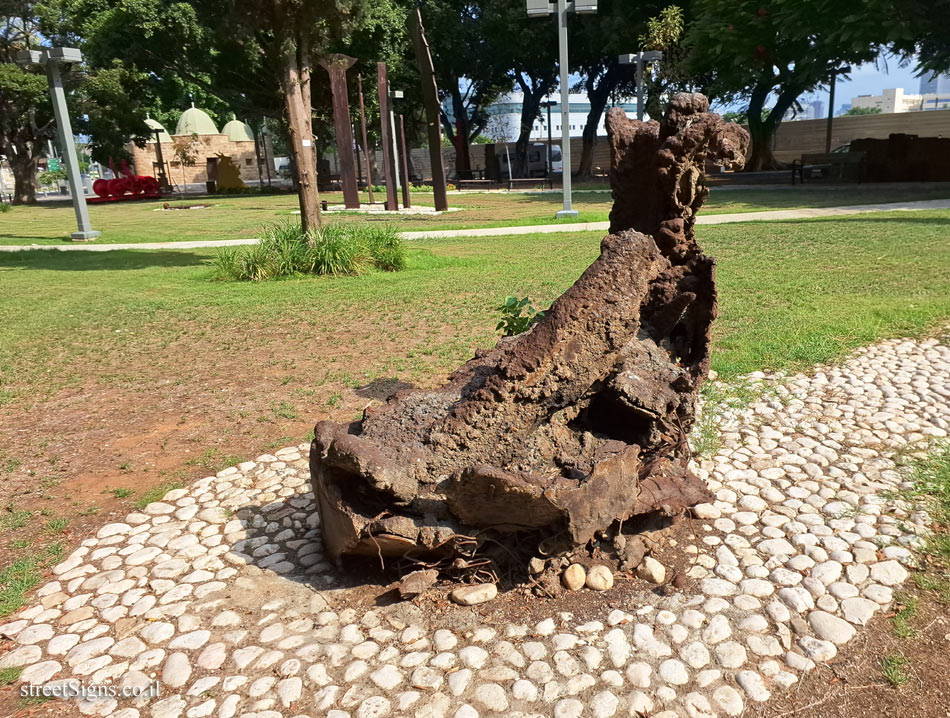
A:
15 47 100 240
619 51 662 122
527 0 596 219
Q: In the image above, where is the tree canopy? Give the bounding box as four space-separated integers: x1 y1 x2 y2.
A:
1 2 152 203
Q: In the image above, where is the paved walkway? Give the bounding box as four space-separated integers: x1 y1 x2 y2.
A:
402 198 950 240
0 335 947 718
2 198 948 253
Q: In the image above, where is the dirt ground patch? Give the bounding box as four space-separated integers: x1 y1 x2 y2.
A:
0 316 464 591
746 582 950 718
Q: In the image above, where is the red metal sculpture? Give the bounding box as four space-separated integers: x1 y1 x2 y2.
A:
90 160 161 203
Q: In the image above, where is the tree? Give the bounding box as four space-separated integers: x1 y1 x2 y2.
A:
0 53 50 203
171 133 200 190
569 0 662 178
59 0 407 231
844 106 881 116
639 5 688 120
864 0 950 79
481 0 559 177
419 0 511 174
0 5 151 204
683 0 882 170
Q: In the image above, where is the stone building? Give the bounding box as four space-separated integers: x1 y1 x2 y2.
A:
129 107 272 189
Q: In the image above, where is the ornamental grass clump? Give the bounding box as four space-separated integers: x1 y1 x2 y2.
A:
213 221 406 281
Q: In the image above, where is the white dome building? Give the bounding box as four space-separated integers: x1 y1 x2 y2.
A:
175 106 219 135
222 118 255 143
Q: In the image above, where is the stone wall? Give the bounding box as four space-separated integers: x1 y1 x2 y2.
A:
771 109 950 162
129 135 263 186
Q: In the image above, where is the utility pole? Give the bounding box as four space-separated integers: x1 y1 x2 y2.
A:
15 47 99 240
527 0 597 219
825 74 836 154
825 66 851 154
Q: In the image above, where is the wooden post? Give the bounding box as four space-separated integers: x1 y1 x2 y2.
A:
398 114 411 209
377 62 398 210
319 54 360 209
408 8 448 211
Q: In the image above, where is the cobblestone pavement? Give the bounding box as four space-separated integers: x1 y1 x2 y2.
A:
1 336 948 718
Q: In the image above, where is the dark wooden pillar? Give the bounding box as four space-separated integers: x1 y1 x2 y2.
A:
408 8 449 211
319 54 360 209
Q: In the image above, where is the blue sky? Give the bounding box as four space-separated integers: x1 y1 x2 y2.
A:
801 53 926 114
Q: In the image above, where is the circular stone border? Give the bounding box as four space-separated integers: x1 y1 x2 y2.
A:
0 336 946 718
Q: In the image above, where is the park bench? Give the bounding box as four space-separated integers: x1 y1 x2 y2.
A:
791 151 866 184
507 176 554 191
456 178 496 190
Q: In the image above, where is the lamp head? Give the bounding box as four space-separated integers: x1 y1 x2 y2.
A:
526 0 552 17
14 49 43 68
46 47 83 64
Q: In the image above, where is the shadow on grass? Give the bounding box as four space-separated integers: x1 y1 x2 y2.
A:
0 234 69 240
828 215 950 225
355 377 415 400
0 249 209 272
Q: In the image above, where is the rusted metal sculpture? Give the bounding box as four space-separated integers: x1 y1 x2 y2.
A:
408 7 449 211
90 159 160 203
377 63 399 211
319 54 360 209
310 94 749 579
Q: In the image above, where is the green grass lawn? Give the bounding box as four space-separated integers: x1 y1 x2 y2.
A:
1 209 948 406
3 183 950 245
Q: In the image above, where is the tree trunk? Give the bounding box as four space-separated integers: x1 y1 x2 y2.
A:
744 81 801 171
280 41 322 232
514 74 552 179
309 94 751 586
9 144 40 205
577 66 618 179
451 87 471 174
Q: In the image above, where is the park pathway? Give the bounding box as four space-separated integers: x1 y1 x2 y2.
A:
1 197 948 252
0 332 948 718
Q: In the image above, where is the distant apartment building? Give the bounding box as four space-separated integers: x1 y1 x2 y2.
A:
850 87 950 113
446 92 639 142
